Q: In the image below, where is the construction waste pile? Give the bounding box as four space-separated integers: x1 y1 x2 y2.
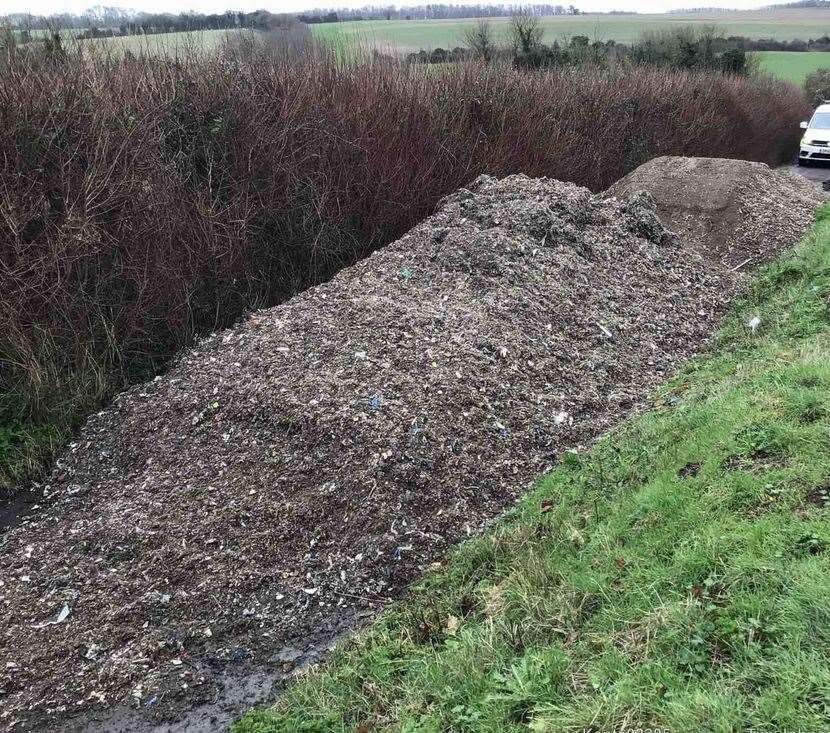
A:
0 158 824 731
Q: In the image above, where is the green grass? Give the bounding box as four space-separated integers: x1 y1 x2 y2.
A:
758 51 830 85
0 407 63 496
19 30 259 58
91 29 252 55
312 9 830 52
0 378 95 495
235 203 830 732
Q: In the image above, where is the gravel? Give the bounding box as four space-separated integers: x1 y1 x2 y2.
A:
0 159 824 731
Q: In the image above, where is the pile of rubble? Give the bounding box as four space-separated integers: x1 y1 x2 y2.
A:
0 159 824 730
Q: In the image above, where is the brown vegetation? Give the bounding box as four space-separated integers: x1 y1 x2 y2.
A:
0 43 811 487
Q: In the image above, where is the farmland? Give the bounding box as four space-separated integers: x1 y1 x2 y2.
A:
17 10 830 84
52 29 260 56
757 50 830 84
311 8 830 52
94 28 244 54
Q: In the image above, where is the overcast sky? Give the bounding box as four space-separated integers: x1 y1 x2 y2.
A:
7 0 771 19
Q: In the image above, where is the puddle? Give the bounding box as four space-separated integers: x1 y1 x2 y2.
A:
76 667 284 733
67 638 340 732
0 484 44 533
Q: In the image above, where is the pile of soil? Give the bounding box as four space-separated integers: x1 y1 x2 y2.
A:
0 160 824 731
605 156 824 269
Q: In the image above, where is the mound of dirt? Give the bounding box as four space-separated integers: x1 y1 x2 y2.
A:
604 156 825 269
0 161 821 731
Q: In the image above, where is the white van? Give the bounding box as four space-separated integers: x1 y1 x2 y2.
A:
799 103 830 166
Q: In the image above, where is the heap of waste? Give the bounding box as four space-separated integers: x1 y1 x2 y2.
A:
0 158 824 730
606 155 823 269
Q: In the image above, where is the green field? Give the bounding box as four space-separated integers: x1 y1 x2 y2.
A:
19 29 259 58
237 205 830 733
758 50 830 84
27 28 83 40
312 8 830 52
59 32 830 86
82 29 253 56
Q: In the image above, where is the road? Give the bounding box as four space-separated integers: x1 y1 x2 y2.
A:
784 161 830 186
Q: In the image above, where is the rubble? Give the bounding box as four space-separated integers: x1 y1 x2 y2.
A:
0 161 824 730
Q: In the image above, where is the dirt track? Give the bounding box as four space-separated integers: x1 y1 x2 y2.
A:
0 158 825 733
784 161 830 187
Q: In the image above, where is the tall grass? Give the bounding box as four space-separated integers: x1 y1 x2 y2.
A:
0 43 810 489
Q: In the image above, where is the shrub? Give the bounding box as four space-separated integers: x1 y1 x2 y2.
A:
805 67 830 106
0 44 811 488
628 26 754 74
462 19 495 63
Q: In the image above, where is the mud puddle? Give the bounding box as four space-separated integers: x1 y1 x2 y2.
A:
0 484 43 534
69 637 340 732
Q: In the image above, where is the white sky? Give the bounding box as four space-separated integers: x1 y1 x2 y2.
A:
5 0 772 19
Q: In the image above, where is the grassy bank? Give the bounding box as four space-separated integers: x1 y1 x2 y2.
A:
0 48 809 495
236 203 830 731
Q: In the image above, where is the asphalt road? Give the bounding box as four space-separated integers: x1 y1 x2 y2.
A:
785 161 830 186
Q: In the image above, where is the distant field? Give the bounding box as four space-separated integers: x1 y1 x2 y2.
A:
18 16 830 79
94 29 245 55
311 8 830 51
25 29 257 56
757 50 830 84
28 28 82 38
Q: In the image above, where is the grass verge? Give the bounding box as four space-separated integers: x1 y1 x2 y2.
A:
235 203 830 732
0 412 64 498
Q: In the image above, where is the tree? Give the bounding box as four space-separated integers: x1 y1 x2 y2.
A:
719 47 748 74
463 19 495 62
509 10 543 56
805 67 830 106
0 27 17 65
43 31 65 62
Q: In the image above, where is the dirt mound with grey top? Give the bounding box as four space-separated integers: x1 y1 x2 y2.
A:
0 160 823 732
605 156 825 269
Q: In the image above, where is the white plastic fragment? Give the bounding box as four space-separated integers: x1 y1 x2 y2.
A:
596 322 613 339
32 603 70 629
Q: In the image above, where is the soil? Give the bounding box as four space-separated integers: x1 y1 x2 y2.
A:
0 485 43 535
0 159 825 732
605 155 825 269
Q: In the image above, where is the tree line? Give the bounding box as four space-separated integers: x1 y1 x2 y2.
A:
407 17 761 75
297 4 581 24
3 9 282 36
